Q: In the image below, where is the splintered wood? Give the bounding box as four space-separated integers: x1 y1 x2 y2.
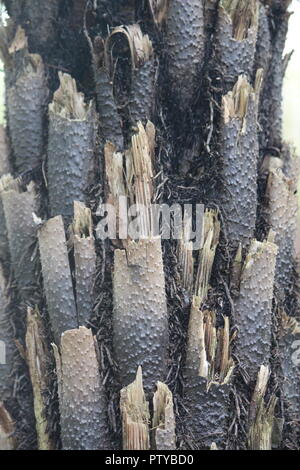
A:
152 382 176 450
25 308 53 450
185 301 234 384
49 72 89 120
48 72 96 222
72 201 96 326
195 210 220 306
112 122 168 391
221 0 258 40
120 367 150 450
248 366 277 450
0 403 15 450
106 25 154 126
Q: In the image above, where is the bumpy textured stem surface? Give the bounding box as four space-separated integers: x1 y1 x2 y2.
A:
165 0 205 107
7 52 47 174
220 76 259 250
0 266 16 402
216 2 258 91
113 238 168 392
38 216 77 344
1 180 39 303
48 78 97 223
72 201 96 326
234 238 278 382
53 326 110 450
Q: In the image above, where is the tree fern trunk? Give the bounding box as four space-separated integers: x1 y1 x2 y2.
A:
0 0 299 451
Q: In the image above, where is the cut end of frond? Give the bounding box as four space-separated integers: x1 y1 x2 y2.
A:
153 382 176 450
0 403 15 450
243 237 278 273
248 365 277 450
281 311 300 335
194 209 220 306
127 121 154 238
107 24 153 72
26 307 53 450
223 75 254 123
49 72 90 120
177 238 195 294
120 367 150 450
0 174 36 197
8 25 28 54
186 299 235 384
73 201 93 238
148 0 170 26
0 174 19 193
221 0 258 40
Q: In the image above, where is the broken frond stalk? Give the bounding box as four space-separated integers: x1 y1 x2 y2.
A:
72 202 96 326
234 238 278 381
38 216 77 344
127 121 154 238
48 76 96 222
148 0 170 26
113 238 168 392
0 178 40 303
53 326 110 450
0 403 15 450
6 27 48 173
220 75 259 248
152 382 176 450
120 367 150 450
248 365 277 450
8 25 27 54
267 161 298 289
195 210 220 306
222 75 254 125
49 72 90 120
221 0 259 40
72 200 93 239
107 25 153 73
165 0 205 107
185 299 234 384
177 239 195 294
25 307 53 450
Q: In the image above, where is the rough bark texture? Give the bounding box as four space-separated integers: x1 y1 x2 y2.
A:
5 34 48 174
53 326 110 450
220 76 259 250
0 265 15 402
38 216 77 344
113 238 168 392
0 179 39 303
165 0 205 108
48 75 97 223
234 238 278 382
